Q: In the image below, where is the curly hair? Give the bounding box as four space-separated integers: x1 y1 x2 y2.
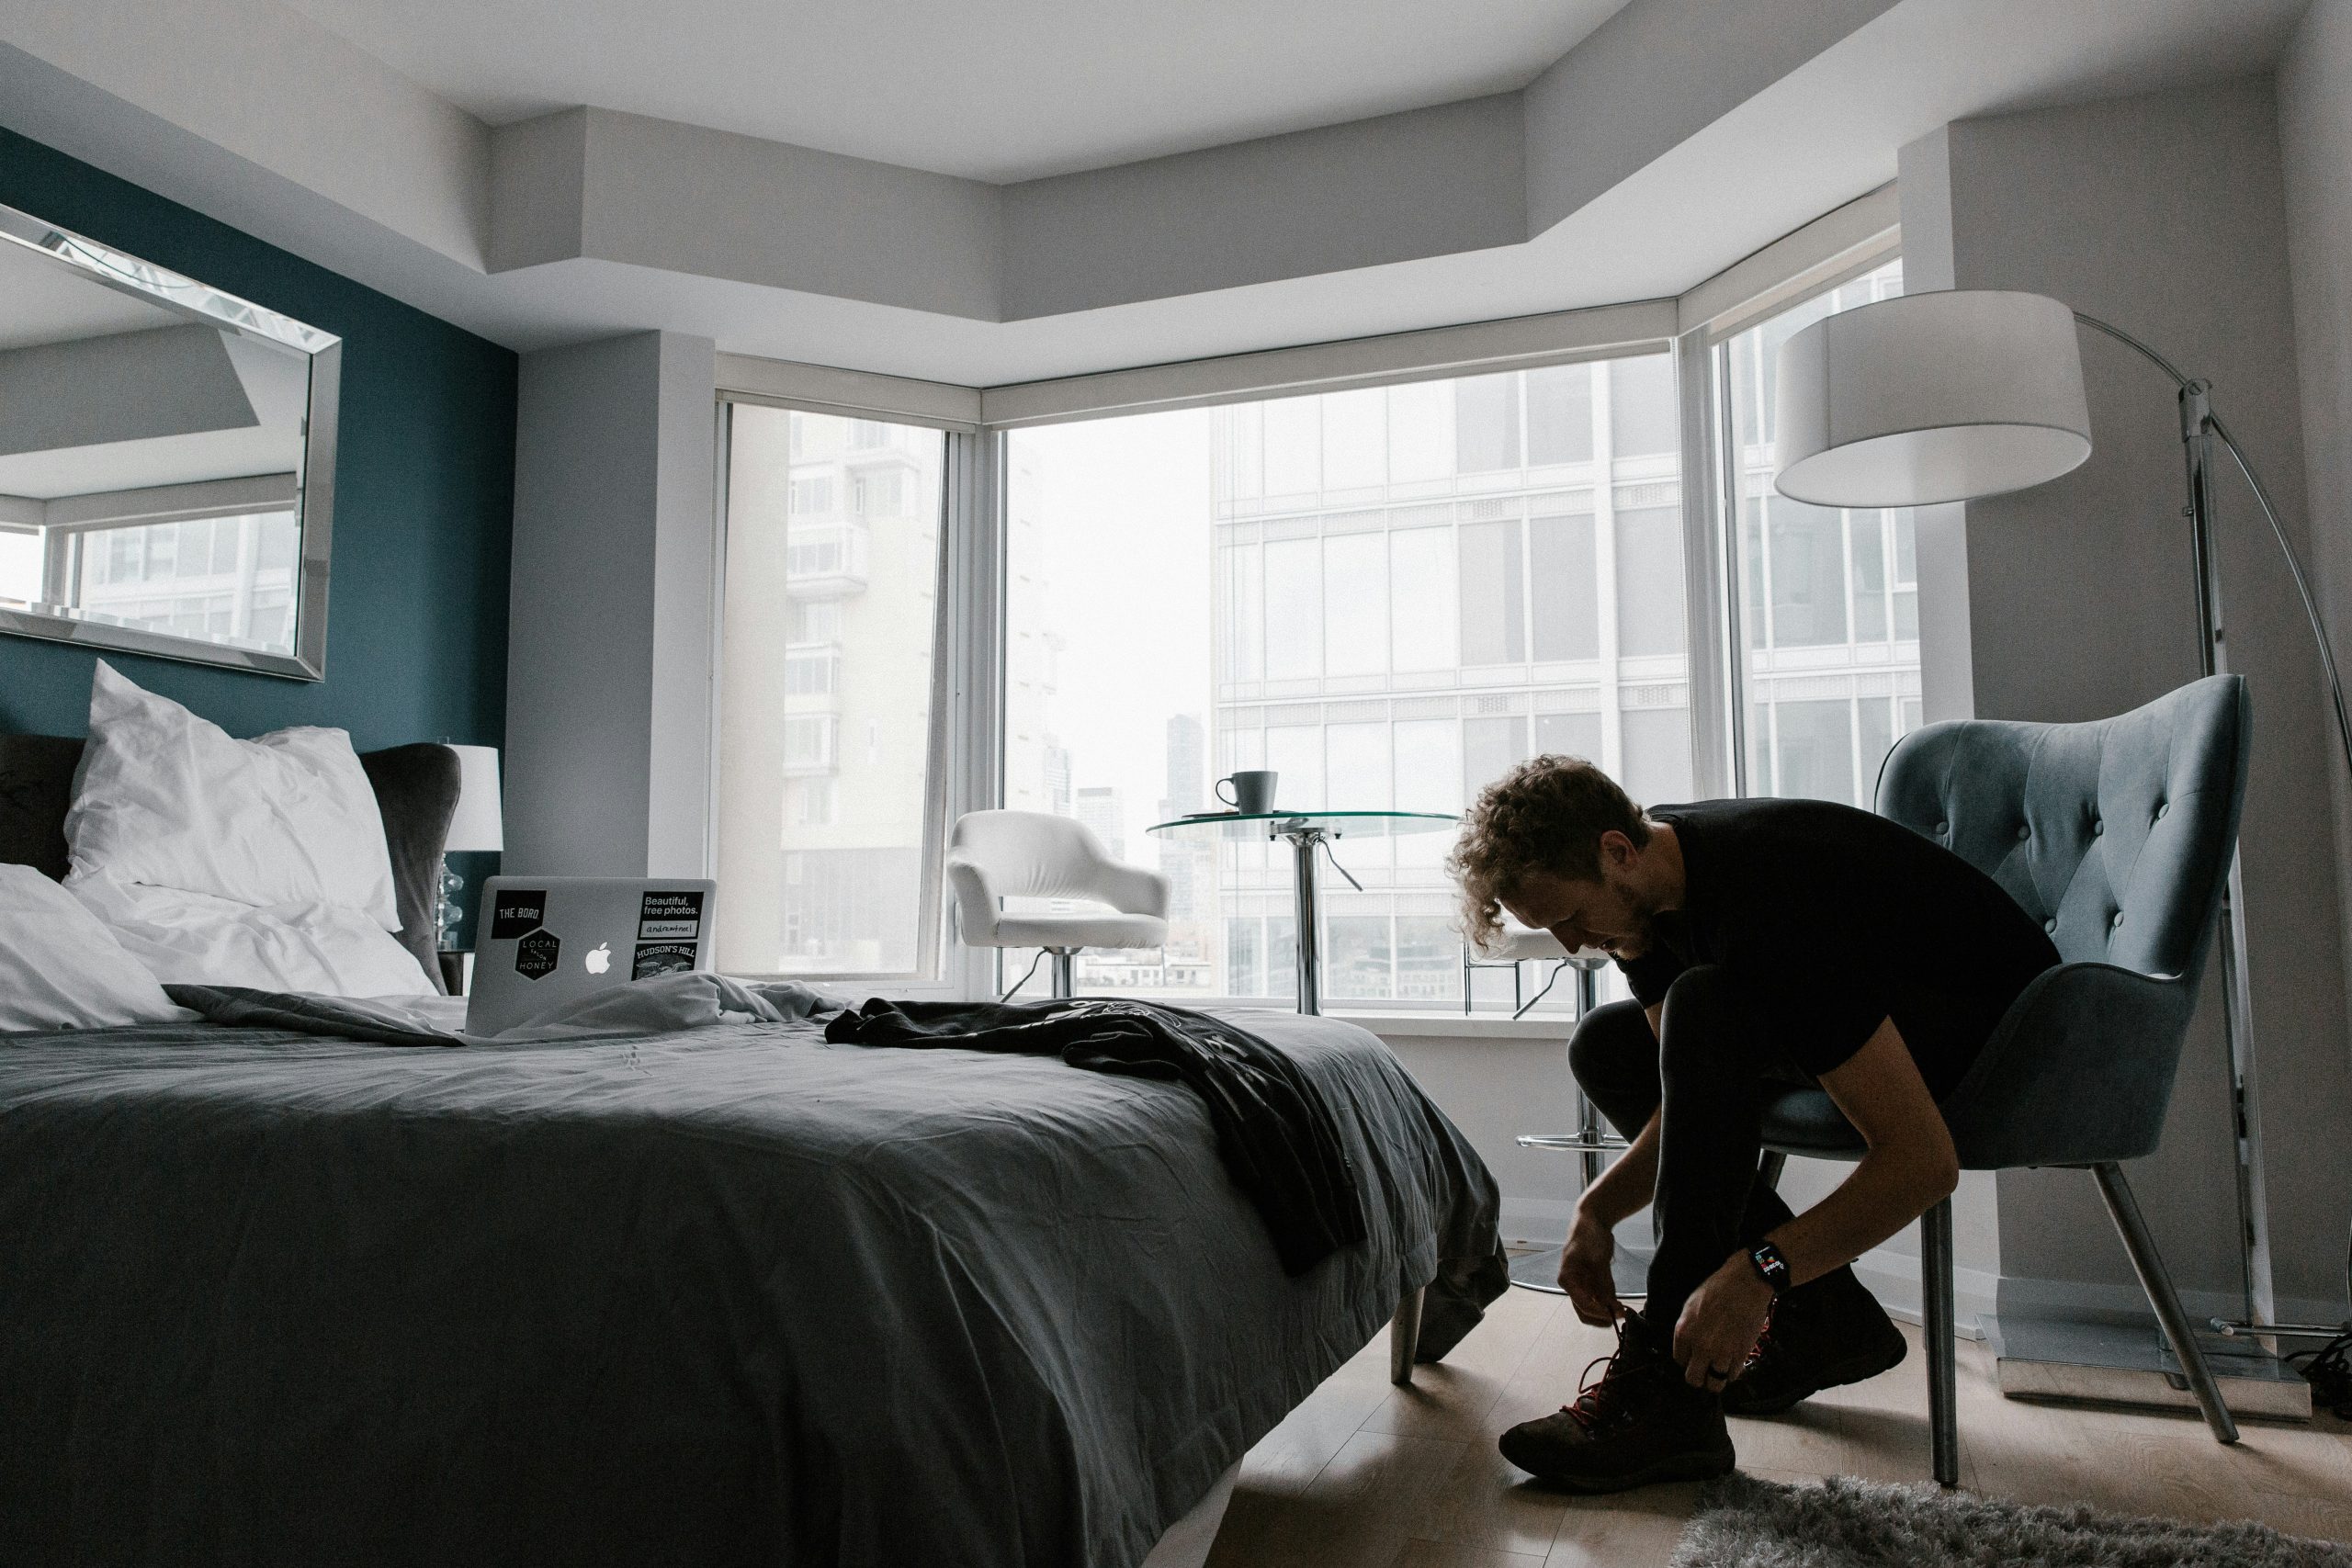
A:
1447 754 1650 954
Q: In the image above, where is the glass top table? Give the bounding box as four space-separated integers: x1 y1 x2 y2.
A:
1145 810 1458 1015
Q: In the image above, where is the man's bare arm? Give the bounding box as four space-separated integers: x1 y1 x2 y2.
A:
1764 1016 1961 1285
1671 1015 1959 1383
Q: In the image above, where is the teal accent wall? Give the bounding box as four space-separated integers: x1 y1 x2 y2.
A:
0 130 515 945
0 128 514 757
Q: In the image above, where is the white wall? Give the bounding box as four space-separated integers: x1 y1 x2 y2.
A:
1373 1027 1586 1248
1903 76 2352 1327
505 330 717 878
2278 8 2352 1301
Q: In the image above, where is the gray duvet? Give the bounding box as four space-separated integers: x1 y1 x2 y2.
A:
0 1003 1502 1568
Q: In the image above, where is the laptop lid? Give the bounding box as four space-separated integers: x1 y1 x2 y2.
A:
467 875 718 1034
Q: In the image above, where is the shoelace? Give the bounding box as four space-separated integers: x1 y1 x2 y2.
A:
1559 1310 1779 1427
1735 1302 1780 1378
1561 1324 1645 1433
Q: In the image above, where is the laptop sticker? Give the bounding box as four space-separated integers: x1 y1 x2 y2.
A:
632 942 697 980
638 890 706 942
491 890 548 941
515 928 560 980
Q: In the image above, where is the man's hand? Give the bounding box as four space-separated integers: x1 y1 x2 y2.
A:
1557 1209 1623 1327
1672 1252 1775 1391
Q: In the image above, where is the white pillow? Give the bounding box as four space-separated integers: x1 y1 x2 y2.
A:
65 661 401 931
68 874 435 998
0 864 192 1031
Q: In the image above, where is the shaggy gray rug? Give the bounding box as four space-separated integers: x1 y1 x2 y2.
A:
1671 1474 2352 1567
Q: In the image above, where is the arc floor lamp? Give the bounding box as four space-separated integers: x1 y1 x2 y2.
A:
1772 289 2352 1373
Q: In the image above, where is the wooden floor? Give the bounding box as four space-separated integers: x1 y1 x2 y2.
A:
1204 1281 2352 1568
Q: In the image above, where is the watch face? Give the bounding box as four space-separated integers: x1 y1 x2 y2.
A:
1751 1244 1791 1290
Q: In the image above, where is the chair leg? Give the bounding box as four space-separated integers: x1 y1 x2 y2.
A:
2090 1162 2239 1445
1390 1284 1425 1385
1049 950 1075 999
1921 1196 1960 1487
1756 1150 1787 1190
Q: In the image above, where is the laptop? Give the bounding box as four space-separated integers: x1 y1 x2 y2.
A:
467 875 719 1034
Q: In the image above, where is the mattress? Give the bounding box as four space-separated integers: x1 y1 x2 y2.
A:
0 1004 1502 1568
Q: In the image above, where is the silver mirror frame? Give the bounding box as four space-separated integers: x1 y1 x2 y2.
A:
0 201 343 681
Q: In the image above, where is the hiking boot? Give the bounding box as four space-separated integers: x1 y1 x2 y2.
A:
1721 1265 1908 1417
1497 1311 1736 1494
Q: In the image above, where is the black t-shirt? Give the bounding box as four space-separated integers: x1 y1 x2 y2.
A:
1617 797 2061 1099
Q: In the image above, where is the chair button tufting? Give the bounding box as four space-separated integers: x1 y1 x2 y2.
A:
2111 911 2125 929
2093 818 2105 835
1936 820 1950 835
2016 824 2030 841
2155 803 2169 819
2044 919 2057 934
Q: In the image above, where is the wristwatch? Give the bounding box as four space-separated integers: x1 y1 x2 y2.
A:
1747 1241 1792 1295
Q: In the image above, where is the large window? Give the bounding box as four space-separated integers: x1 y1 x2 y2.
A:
1002 353 1690 1005
701 241 1916 1000
1721 260 1920 807
715 405 946 976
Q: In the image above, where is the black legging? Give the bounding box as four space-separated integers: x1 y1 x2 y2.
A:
1568 966 1811 1335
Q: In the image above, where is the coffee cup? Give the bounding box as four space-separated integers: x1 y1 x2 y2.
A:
1216 770 1278 815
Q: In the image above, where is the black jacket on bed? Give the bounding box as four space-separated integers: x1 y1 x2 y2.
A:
823 998 1369 1275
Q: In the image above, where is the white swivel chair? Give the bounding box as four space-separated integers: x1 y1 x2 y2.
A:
1461 919 1573 1018
947 810 1171 998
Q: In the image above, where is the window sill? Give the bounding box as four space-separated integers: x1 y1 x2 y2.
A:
1328 1010 1575 1041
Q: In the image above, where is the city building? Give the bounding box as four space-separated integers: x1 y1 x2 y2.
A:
714 408 944 975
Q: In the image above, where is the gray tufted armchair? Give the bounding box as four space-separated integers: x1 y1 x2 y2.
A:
1756 674 2251 1486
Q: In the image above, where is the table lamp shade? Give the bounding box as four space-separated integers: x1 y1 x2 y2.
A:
443 744 504 853
1773 289 2094 508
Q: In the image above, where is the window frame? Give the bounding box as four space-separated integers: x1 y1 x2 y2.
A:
1694 243 1908 804
708 391 984 993
702 194 1901 1007
991 345 1690 1015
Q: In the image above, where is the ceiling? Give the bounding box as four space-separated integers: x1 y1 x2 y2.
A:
0 234 181 353
0 0 2317 387
280 0 1632 182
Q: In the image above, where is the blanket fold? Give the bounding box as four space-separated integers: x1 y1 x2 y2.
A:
824 996 1370 1275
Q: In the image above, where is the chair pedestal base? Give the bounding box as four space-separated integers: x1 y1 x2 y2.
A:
1505 1245 1649 1300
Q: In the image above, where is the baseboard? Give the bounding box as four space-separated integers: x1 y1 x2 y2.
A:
1993 1273 2346 1335
1854 1253 1996 1341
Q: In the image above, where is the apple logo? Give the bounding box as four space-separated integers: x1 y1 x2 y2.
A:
584 942 612 976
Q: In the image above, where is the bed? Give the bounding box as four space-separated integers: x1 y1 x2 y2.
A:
0 733 1507 1568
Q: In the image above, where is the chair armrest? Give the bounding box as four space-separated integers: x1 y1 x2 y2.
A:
1939 961 2198 1169
1091 858 1171 919
944 855 1002 945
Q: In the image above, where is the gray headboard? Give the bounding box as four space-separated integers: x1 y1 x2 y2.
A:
0 734 462 994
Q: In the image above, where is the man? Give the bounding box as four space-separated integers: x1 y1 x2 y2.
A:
1449 755 2059 1494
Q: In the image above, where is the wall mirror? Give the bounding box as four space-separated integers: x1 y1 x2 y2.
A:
0 200 341 680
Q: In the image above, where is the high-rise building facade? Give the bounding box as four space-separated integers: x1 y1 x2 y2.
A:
1197 356 1694 1003
715 407 945 976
